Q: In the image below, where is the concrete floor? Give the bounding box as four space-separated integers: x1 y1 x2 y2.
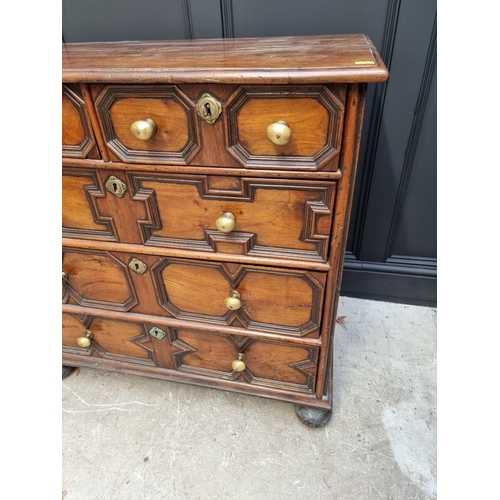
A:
62 297 437 500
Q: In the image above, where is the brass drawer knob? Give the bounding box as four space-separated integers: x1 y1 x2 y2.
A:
215 212 236 233
266 120 292 146
62 271 68 282
231 353 246 372
77 330 94 348
130 118 157 141
224 290 241 311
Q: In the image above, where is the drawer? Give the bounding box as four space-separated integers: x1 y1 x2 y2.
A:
93 84 201 164
62 84 99 159
225 85 345 170
62 168 336 264
62 249 327 338
62 312 154 366
91 83 344 170
162 327 319 394
63 313 319 394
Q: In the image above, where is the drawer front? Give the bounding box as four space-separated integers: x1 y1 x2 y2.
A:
154 258 326 337
63 313 318 394
62 84 99 159
163 327 318 394
62 168 336 263
62 312 154 366
91 83 344 170
93 85 201 164
225 85 345 170
63 249 326 338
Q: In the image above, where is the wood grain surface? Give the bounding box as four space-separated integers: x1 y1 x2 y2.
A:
63 34 388 84
62 95 85 146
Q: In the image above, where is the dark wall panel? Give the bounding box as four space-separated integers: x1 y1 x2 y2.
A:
392 69 436 258
231 0 388 47
341 268 436 306
357 1 436 263
347 0 400 257
62 0 188 42
190 0 223 39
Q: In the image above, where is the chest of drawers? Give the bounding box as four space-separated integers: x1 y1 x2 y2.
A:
62 35 388 427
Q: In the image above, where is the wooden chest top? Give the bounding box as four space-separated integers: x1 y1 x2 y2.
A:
62 34 388 84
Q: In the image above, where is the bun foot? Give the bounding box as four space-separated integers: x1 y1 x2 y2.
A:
294 405 332 428
62 365 76 379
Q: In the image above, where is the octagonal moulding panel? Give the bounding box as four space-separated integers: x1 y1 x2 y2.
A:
62 249 139 312
224 85 345 170
150 258 325 337
62 84 96 158
94 85 201 164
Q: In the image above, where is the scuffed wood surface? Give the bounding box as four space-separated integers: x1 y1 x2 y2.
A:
63 34 388 84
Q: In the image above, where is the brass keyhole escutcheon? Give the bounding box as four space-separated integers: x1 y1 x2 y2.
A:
196 93 222 124
149 326 166 340
105 175 127 198
128 258 148 275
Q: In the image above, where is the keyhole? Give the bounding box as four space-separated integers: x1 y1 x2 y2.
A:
203 102 212 117
135 263 140 271
112 182 118 192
